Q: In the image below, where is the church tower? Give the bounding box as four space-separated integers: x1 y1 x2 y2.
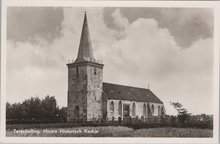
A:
67 12 104 122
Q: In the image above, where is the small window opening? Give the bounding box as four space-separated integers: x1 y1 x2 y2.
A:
94 68 97 75
76 67 79 75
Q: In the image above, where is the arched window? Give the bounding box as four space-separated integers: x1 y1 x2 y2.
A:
143 103 147 117
161 107 164 115
110 101 114 112
74 105 79 118
158 106 161 115
152 104 154 114
118 101 122 116
132 103 136 116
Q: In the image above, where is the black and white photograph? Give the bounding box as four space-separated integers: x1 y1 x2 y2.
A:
1 0 219 143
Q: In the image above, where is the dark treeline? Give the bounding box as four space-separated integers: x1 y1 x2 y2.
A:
6 95 67 123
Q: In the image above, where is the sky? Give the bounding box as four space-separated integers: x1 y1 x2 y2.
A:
6 7 214 115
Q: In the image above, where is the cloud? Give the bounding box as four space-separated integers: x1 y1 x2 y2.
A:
104 8 213 48
7 7 63 43
105 15 180 82
111 8 129 30
6 38 67 106
7 7 213 115
160 8 213 48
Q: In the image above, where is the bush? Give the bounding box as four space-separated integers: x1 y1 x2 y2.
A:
119 116 212 130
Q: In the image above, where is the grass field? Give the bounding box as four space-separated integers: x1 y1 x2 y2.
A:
6 126 213 137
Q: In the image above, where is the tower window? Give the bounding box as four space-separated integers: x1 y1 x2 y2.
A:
94 68 97 75
76 67 79 76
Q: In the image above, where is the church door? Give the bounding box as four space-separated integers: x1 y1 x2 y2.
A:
123 104 130 119
74 105 79 120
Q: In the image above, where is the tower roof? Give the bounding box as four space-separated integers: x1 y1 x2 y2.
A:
75 12 95 63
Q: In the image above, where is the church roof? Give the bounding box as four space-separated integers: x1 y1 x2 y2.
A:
103 82 163 104
75 12 95 63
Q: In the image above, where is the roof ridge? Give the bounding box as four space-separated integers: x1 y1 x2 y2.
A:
103 82 150 91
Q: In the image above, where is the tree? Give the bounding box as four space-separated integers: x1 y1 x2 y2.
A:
57 107 67 122
170 102 191 125
22 97 43 119
41 95 57 118
6 102 12 119
6 102 26 119
6 95 60 120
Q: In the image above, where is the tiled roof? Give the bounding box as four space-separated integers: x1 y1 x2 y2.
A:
103 82 163 104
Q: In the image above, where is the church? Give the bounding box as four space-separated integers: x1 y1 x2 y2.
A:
66 12 166 122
